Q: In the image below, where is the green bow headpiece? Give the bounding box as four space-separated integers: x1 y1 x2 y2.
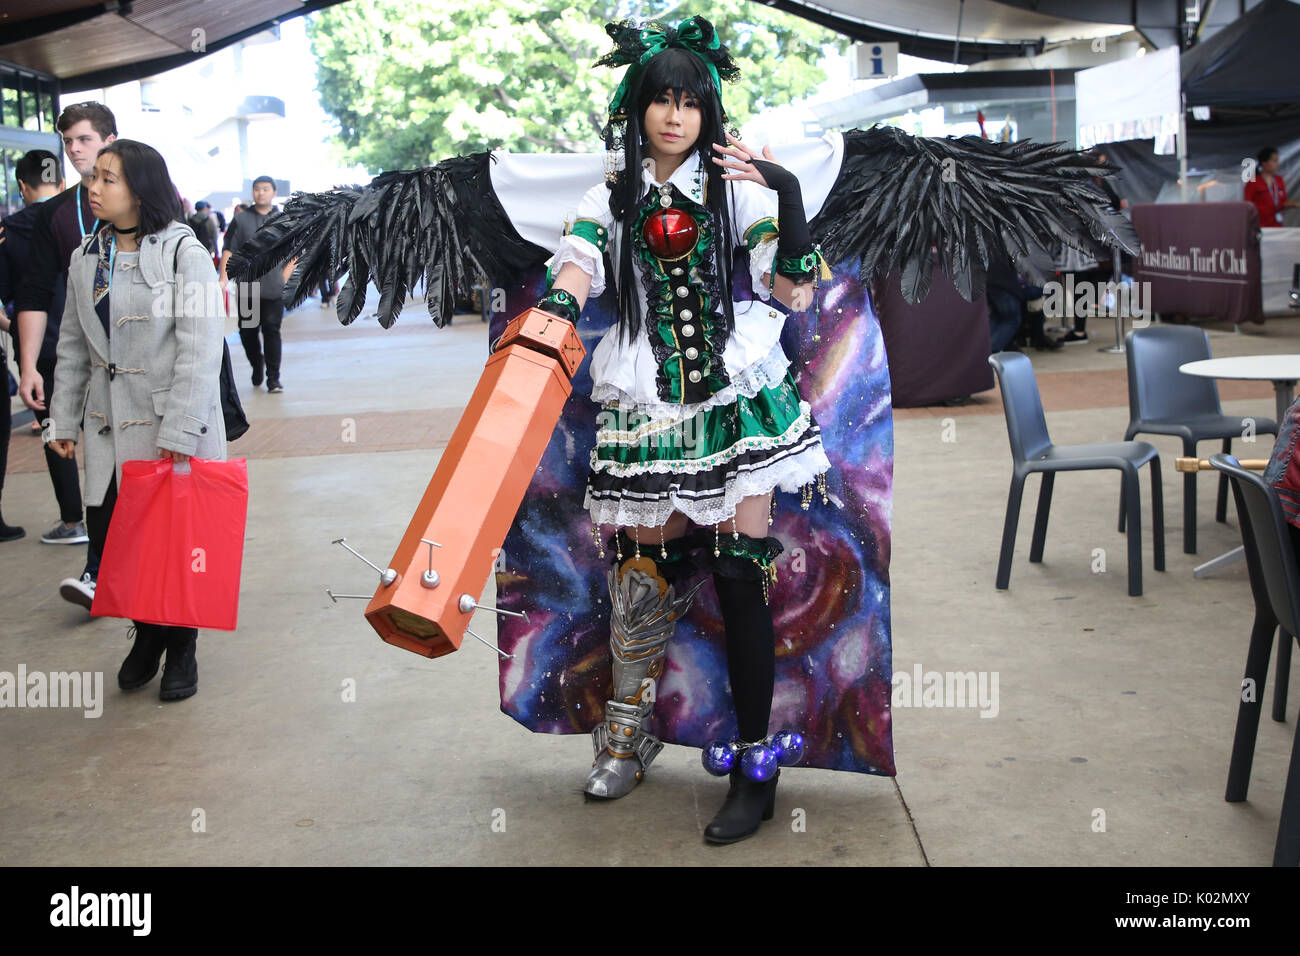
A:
596 16 739 125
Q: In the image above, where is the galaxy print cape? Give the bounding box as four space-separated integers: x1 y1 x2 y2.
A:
226 129 1136 777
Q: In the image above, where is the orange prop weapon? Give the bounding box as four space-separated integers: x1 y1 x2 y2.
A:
331 309 585 658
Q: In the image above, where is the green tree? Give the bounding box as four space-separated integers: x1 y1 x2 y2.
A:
307 0 841 172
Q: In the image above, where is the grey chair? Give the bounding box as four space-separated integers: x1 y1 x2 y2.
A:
989 351 1165 597
1124 326 1277 554
1208 453 1299 866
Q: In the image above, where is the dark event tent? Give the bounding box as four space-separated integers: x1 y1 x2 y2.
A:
1182 0 1300 112
1102 0 1300 203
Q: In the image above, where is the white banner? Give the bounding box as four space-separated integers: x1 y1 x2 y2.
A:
1076 46 1181 153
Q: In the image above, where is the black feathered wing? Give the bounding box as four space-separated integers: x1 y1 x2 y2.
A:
225 153 549 328
810 126 1138 304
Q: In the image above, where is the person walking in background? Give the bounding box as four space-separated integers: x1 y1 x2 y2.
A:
1246 147 1298 228
11 105 122 608
0 309 17 541
0 149 72 541
188 200 219 263
46 139 226 701
220 176 292 393
318 276 336 309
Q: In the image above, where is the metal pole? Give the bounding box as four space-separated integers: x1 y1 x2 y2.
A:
1099 247 1126 354
1178 91 1190 203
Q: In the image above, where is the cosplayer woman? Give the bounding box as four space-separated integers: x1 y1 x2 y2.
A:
534 18 829 843
226 14 1133 847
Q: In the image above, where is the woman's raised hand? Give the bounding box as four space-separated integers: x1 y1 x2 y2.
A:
711 132 782 188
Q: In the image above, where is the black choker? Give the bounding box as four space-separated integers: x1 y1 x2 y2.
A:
112 223 141 235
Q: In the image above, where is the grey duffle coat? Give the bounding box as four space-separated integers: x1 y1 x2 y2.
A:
48 220 227 507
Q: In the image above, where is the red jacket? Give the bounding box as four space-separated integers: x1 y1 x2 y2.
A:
1245 174 1287 227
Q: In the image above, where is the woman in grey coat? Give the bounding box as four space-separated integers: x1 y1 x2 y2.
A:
47 139 227 701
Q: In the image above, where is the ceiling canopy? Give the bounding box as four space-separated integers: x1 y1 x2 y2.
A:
0 0 347 91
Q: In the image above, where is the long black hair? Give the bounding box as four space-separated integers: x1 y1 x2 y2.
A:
609 47 739 345
95 139 184 236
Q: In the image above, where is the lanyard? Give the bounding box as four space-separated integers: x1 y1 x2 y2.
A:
1267 176 1281 209
76 183 100 237
108 233 116 287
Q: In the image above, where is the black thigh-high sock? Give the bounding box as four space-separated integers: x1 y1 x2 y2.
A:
713 572 776 742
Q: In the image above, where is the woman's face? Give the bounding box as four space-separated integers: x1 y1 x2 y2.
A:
642 89 702 167
87 152 139 227
1262 152 1281 175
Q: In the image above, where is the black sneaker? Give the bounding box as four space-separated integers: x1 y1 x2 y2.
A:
0 522 24 542
267 382 284 394
1033 337 1064 352
251 361 264 388
1059 330 1089 345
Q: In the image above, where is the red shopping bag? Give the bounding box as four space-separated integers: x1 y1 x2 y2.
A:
92 458 248 630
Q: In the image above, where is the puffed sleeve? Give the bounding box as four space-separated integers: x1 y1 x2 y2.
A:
545 183 614 298
728 179 780 300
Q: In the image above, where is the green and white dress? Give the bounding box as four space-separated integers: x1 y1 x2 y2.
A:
546 153 831 531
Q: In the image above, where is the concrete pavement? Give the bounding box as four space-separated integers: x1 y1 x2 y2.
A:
1 300 1295 865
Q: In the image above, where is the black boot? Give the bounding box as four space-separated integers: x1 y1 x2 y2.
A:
118 623 168 690
704 767 779 844
701 533 784 845
159 630 198 701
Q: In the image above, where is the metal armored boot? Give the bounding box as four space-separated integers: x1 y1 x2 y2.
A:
585 543 704 800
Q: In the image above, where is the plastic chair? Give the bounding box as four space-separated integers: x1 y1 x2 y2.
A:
1208 453 1299 866
989 352 1165 597
1125 326 1277 554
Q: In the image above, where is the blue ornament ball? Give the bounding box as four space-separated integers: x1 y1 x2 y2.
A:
771 730 805 767
741 743 779 781
702 739 741 776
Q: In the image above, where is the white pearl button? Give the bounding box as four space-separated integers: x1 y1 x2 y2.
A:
681 324 695 337
688 370 702 383
685 347 699 359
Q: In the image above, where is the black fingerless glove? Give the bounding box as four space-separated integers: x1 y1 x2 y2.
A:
751 158 813 279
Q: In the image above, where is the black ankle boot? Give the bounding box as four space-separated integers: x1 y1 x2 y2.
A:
118 624 168 690
159 631 198 701
704 767 779 844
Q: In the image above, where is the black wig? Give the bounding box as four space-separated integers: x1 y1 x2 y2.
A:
604 40 740 345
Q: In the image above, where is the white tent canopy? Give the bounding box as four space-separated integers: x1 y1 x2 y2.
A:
1076 46 1181 154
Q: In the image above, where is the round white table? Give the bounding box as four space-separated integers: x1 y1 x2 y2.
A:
1179 354 1300 578
1179 354 1300 423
